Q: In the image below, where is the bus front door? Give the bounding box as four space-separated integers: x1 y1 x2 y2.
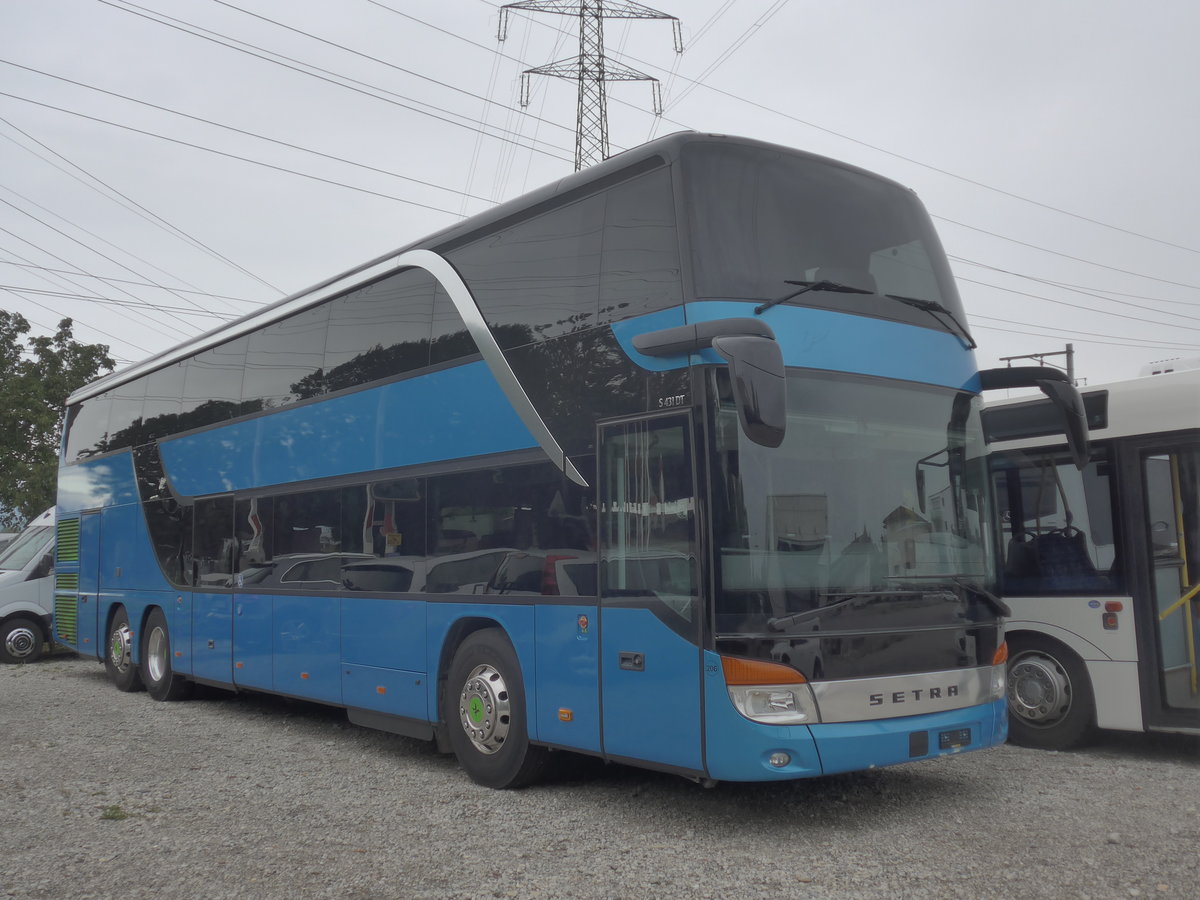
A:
1141 447 1200 723
598 414 705 775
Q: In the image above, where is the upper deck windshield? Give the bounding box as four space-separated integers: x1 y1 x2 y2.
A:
710 371 996 643
683 141 966 328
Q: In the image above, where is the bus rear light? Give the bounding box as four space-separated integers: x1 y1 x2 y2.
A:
1102 612 1119 630
992 641 1009 665
1104 601 1124 613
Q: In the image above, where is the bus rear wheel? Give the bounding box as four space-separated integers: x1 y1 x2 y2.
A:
444 628 549 789
1006 636 1095 750
104 607 144 692
141 608 193 701
1 617 45 664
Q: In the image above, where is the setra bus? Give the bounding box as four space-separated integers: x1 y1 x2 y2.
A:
53 132 1085 787
985 367 1200 748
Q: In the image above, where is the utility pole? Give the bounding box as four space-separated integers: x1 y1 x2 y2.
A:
498 1 683 171
999 343 1076 385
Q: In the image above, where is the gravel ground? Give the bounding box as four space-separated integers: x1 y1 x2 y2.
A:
2 652 1197 900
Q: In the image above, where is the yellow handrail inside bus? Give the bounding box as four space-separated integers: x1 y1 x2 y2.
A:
1161 455 1196 693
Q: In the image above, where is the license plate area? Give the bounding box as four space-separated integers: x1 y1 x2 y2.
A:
938 727 971 749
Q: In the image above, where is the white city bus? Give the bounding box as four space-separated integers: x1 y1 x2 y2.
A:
985 367 1200 748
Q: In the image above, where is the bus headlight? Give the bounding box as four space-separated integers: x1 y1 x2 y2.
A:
990 664 1007 702
727 683 820 725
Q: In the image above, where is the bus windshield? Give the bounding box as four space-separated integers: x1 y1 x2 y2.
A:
0 524 53 571
683 140 965 326
710 371 995 638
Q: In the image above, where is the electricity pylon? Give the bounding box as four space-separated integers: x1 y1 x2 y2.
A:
498 1 683 171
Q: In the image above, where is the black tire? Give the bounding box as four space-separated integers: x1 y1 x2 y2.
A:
1006 635 1096 750
444 628 550 789
140 607 193 701
1 616 46 664
104 607 144 693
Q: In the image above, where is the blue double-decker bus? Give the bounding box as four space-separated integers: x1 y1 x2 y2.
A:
53 133 1085 787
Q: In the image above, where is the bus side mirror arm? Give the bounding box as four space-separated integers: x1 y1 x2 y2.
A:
978 366 1089 469
633 318 786 448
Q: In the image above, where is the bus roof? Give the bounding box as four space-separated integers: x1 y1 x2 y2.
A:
66 132 918 406
986 367 1200 448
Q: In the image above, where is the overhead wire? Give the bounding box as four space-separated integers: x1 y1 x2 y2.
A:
0 260 259 305
0 183 237 319
99 0 578 164
0 114 280 295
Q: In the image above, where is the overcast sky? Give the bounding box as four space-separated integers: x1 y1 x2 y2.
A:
2 0 1198 386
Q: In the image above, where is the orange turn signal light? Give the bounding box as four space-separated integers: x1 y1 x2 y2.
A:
992 641 1009 665
721 656 806 686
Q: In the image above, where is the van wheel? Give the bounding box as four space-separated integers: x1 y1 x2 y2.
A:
1 617 45 664
1007 636 1095 750
104 607 144 692
141 608 193 701
444 628 549 789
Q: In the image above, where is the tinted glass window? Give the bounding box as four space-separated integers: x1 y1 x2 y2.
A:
358 478 427 558
193 496 234 587
65 397 111 460
143 363 185 441
448 194 604 349
425 462 595 595
272 488 342 557
243 305 329 409
323 270 434 392
683 141 966 325
429 284 476 366
106 378 146 451
599 168 681 324
183 337 250 425
321 270 434 393
600 418 697 621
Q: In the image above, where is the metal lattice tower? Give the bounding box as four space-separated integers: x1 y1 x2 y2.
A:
499 1 683 171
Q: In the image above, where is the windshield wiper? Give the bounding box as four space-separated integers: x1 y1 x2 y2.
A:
884 293 977 349
755 279 873 315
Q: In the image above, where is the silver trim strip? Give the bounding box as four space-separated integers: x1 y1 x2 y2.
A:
810 666 1000 724
398 250 586 486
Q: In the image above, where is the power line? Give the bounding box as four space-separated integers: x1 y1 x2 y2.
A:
957 272 1200 334
0 184 231 318
0 284 239 318
0 59 499 209
0 214 198 343
938 216 1200 293
0 259 259 304
0 89 467 217
99 0 577 166
0 114 280 295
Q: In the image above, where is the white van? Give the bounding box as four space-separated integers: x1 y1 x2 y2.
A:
0 508 55 663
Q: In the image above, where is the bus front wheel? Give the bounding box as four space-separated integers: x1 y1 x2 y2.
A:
104 607 144 693
140 608 193 702
1006 635 1095 750
444 628 549 789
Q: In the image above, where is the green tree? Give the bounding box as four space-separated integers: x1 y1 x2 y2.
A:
0 312 113 529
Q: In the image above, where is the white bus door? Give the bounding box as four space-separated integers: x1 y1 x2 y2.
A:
1140 446 1200 725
